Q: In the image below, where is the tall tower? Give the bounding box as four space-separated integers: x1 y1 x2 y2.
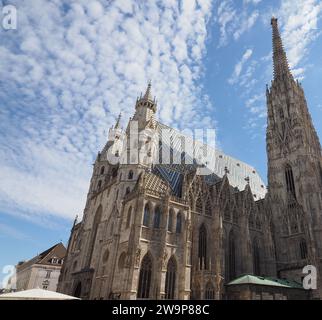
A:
266 18 322 295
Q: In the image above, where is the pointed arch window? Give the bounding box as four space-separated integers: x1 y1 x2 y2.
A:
97 180 102 190
176 212 182 234
228 230 236 281
198 224 207 270
137 254 152 299
143 204 150 227
126 207 132 229
253 238 261 276
165 257 177 299
153 206 161 228
128 170 134 179
285 165 296 198
100 166 105 175
168 209 174 232
300 238 308 260
125 187 130 195
205 281 215 300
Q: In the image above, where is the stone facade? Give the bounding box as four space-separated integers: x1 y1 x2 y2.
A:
57 19 322 300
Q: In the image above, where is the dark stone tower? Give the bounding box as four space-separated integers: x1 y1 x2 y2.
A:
266 17 322 297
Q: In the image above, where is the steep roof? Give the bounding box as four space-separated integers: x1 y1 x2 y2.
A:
154 121 267 199
16 243 66 271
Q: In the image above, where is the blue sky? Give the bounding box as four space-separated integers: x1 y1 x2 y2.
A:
1 0 322 286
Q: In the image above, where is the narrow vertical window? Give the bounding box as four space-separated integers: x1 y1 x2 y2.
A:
154 206 161 228
137 254 152 299
165 257 177 299
126 207 132 229
176 212 182 234
198 224 207 270
143 204 150 227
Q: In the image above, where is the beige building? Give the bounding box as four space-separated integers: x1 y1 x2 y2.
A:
16 243 66 292
58 19 322 300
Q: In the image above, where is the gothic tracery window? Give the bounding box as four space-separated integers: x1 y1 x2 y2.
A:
165 256 177 299
137 254 153 299
126 207 132 229
198 224 207 270
143 204 150 227
168 209 174 232
285 164 296 199
176 212 182 234
154 206 161 228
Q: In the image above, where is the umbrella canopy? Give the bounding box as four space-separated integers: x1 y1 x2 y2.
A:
0 288 80 300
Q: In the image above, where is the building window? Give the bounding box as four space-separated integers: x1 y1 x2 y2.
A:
300 239 308 260
126 207 132 229
97 180 102 190
143 204 150 227
176 212 182 234
128 170 134 179
205 282 215 300
168 209 174 232
45 271 51 279
253 238 261 276
153 206 161 228
165 257 177 299
125 187 130 195
198 224 207 270
100 166 105 175
43 286 48 290
137 254 152 299
228 230 236 281
285 165 296 198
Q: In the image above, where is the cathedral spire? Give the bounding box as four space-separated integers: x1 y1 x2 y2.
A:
143 80 153 101
271 17 293 81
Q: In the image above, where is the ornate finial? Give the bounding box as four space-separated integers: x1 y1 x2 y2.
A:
271 17 293 81
115 112 122 129
224 166 230 174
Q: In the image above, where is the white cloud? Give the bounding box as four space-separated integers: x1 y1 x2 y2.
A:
0 0 214 223
228 49 253 84
216 0 260 46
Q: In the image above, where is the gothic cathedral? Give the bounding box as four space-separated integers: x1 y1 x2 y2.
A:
57 19 322 300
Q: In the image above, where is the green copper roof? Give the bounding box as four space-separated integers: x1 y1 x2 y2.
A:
227 275 303 289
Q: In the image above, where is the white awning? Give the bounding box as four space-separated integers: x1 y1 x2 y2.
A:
0 288 80 300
